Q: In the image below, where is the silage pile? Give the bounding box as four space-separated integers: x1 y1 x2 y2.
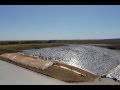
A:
23 45 120 81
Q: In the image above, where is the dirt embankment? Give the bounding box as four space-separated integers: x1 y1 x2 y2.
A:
0 53 97 82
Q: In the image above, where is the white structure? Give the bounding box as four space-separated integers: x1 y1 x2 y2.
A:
23 45 120 81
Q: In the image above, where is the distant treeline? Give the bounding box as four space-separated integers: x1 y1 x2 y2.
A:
0 40 54 45
0 39 120 45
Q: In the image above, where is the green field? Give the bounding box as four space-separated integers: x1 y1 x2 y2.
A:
0 43 65 54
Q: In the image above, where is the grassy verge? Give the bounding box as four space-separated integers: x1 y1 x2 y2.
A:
93 44 120 50
0 43 65 55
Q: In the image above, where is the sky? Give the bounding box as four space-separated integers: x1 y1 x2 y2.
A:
0 5 120 40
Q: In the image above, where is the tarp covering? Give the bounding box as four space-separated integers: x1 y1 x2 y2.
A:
23 45 120 76
106 64 120 81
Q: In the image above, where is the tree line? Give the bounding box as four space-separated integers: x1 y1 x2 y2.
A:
0 39 120 45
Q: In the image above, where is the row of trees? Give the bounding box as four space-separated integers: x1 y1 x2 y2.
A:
0 40 56 45
0 39 120 45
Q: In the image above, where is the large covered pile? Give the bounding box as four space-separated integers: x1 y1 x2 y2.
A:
23 45 120 78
